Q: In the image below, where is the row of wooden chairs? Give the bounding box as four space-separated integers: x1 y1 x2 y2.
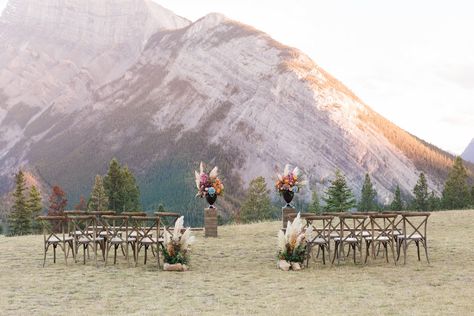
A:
287 211 430 266
37 210 181 267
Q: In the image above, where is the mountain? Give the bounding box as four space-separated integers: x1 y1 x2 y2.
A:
0 0 470 222
462 139 474 163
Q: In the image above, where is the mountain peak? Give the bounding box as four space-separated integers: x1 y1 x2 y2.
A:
461 138 474 163
1 0 190 46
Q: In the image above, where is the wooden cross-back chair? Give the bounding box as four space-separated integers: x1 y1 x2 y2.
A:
130 216 162 267
397 212 430 264
102 215 135 266
37 216 74 267
365 214 397 264
89 211 115 241
68 215 102 265
154 212 181 234
304 215 334 266
332 214 368 264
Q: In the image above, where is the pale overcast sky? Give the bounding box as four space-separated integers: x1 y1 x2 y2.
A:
1 0 473 154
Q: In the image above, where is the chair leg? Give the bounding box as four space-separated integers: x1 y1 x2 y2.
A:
43 244 48 267
105 243 111 267
423 239 430 264
384 242 389 263
53 244 57 264
365 241 370 264
126 242 130 267
144 245 148 265
416 241 421 261
114 245 118 265
322 246 326 265
83 244 87 265
390 240 397 265
332 241 339 264
403 239 407 265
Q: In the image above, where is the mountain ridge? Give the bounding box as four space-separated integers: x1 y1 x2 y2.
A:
0 0 471 221
461 138 474 163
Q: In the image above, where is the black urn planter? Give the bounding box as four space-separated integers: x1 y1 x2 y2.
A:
206 193 217 208
282 190 294 207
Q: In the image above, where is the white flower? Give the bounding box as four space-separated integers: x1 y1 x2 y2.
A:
283 164 291 176
173 216 184 241
209 166 218 179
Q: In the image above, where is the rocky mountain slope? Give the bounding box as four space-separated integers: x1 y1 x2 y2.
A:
0 0 468 219
462 139 474 163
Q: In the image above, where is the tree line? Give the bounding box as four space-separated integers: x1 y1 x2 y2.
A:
4 156 474 234
238 156 474 223
6 158 140 236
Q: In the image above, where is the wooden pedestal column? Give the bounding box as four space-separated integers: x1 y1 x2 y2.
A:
282 207 297 229
204 208 218 237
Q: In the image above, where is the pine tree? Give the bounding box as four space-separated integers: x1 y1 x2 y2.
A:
413 173 429 211
122 166 141 211
8 170 31 236
390 185 403 211
358 173 378 211
27 185 43 233
240 176 273 223
308 187 321 213
427 191 441 211
471 186 474 207
74 196 87 211
323 170 356 212
48 186 68 216
104 158 125 212
156 204 166 213
88 175 109 212
442 157 470 210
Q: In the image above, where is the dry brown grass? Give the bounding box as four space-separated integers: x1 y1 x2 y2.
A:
0 210 473 315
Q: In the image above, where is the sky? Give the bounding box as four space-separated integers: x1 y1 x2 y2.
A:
0 0 473 154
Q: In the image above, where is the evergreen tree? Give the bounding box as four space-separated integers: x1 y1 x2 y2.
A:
390 185 403 211
88 175 109 212
428 191 441 211
442 157 470 210
308 187 321 213
48 186 68 216
323 170 356 212
104 158 124 212
413 173 429 211
358 173 378 211
471 186 474 207
27 185 43 233
240 176 273 223
122 166 141 211
74 196 87 211
156 204 166 213
8 170 31 236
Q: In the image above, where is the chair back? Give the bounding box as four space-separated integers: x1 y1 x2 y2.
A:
68 215 97 244
368 213 397 239
122 212 147 217
102 215 130 242
130 216 160 242
401 212 430 240
37 216 67 243
337 214 367 241
155 212 181 233
304 215 334 244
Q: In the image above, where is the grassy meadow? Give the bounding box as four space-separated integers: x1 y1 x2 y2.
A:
0 210 473 315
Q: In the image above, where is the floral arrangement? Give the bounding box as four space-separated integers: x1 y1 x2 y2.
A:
277 212 313 271
194 162 224 198
162 216 195 270
275 164 307 194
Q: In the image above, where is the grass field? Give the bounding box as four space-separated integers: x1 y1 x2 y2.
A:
0 210 473 315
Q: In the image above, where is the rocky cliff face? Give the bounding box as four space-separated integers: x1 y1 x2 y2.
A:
462 139 474 163
0 1 464 217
